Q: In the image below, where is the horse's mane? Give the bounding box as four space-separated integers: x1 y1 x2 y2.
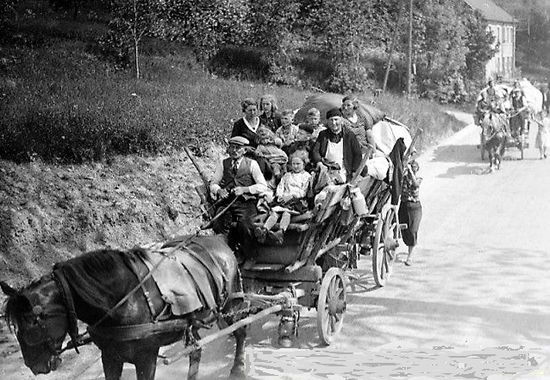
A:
4 292 27 333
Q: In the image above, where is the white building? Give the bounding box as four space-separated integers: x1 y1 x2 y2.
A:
463 0 517 81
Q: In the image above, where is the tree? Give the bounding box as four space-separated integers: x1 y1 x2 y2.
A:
461 10 496 82
110 0 164 79
160 0 251 65
305 0 396 92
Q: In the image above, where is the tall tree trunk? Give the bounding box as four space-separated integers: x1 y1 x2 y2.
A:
383 2 404 93
135 39 140 80
407 0 413 96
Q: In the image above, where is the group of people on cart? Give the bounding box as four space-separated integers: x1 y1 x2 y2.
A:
203 94 419 266
475 79 530 139
475 78 550 159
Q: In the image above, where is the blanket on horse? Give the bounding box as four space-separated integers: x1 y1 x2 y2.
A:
53 238 230 318
136 238 228 316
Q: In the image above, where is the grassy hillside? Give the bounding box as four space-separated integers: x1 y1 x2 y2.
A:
0 6 467 284
0 6 465 164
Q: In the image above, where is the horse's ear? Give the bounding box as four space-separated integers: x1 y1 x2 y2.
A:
0 281 19 297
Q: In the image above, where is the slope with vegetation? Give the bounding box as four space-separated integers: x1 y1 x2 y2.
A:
0 1 465 285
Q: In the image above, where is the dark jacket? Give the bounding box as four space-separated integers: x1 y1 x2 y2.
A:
231 118 259 148
259 112 282 132
312 126 362 181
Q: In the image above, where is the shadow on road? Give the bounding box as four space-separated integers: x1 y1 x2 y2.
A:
431 144 481 163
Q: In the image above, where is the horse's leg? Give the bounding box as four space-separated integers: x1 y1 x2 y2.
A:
135 348 159 380
230 325 247 379
187 328 202 380
101 350 123 380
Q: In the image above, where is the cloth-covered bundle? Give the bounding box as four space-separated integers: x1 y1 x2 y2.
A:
294 93 385 128
371 118 412 156
518 79 543 114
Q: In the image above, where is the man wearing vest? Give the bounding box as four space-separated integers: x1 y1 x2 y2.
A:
210 136 270 235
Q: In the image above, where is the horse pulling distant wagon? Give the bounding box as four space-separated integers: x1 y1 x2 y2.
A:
477 79 543 164
1 94 419 380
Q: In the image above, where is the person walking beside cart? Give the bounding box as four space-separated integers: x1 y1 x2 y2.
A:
399 159 423 266
534 110 550 159
209 136 270 235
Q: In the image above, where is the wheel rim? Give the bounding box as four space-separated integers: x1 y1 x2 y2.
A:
372 208 398 287
317 268 346 345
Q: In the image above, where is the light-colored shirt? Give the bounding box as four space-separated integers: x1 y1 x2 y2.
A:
276 170 311 200
210 157 269 196
275 124 299 146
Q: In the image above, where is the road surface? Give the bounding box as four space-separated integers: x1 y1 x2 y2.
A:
2 111 550 379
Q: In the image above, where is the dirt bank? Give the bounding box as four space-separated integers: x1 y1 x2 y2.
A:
0 145 222 287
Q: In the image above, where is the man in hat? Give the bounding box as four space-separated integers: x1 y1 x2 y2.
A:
210 136 270 235
311 107 363 184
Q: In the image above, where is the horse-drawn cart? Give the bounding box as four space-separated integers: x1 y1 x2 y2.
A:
239 160 402 346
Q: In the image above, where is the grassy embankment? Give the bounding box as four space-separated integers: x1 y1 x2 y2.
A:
0 12 466 164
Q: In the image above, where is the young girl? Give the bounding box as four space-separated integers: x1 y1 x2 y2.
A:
256 152 311 245
399 159 423 266
535 111 549 159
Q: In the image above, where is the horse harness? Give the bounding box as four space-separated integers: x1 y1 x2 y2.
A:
49 234 236 351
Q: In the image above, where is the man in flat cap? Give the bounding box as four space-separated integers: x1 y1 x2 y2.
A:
311 107 362 184
210 136 270 235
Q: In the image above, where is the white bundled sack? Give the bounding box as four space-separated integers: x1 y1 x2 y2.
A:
518 79 543 114
371 118 412 156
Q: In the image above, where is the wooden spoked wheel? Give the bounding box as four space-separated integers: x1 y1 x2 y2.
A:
317 267 346 346
372 206 399 287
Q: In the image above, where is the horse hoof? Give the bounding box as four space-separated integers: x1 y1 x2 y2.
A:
278 336 293 348
229 365 246 379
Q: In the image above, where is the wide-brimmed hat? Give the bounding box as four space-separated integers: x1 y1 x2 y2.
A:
228 136 249 146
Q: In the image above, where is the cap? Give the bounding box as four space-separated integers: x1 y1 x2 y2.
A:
228 136 250 146
326 107 342 119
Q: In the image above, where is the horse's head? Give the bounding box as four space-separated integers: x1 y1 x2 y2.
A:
1 277 67 375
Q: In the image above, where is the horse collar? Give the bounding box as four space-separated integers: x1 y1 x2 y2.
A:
52 270 81 354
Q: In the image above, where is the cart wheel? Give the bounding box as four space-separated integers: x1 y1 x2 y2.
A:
317 267 346 346
372 207 398 287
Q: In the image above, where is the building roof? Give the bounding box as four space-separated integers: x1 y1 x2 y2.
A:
463 0 516 23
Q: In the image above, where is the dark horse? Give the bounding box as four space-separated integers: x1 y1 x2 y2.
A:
1 235 247 380
481 112 507 171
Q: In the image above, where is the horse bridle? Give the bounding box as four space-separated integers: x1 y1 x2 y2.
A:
18 302 68 357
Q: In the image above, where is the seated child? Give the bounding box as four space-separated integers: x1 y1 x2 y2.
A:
298 107 326 142
255 125 288 183
255 152 311 245
276 109 300 154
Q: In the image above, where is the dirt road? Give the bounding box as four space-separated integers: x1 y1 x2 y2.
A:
2 111 550 379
